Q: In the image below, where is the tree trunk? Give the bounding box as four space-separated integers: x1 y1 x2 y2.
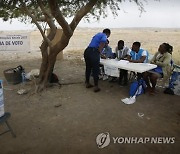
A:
36 51 57 92
36 31 70 93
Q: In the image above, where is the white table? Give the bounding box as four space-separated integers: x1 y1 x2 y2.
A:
100 59 157 77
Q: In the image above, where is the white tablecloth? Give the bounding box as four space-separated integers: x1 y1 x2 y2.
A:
100 59 157 77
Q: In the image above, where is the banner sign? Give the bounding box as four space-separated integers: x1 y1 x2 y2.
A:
0 33 30 51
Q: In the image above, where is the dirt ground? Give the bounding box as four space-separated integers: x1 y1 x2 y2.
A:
0 51 179 154
0 28 180 154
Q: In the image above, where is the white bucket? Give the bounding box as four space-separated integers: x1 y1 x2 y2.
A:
0 80 4 117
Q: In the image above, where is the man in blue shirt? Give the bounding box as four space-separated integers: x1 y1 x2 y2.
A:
127 41 149 80
127 41 149 63
84 28 111 92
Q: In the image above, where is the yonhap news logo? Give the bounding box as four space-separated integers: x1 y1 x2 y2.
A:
96 132 110 148
96 132 175 148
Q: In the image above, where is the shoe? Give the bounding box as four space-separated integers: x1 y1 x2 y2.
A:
119 82 128 86
121 96 136 104
103 75 108 80
99 74 103 80
94 86 101 92
109 77 117 82
118 80 122 85
86 83 93 88
123 82 128 86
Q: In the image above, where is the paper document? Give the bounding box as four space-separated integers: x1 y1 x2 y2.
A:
118 60 129 65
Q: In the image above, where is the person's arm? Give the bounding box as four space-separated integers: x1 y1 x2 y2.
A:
99 42 105 53
115 47 118 56
100 53 107 59
99 34 107 53
123 48 131 59
150 52 158 64
108 47 114 58
155 53 171 67
127 55 131 61
129 56 146 63
100 47 106 59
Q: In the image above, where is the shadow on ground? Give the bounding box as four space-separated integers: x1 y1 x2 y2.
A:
0 58 179 154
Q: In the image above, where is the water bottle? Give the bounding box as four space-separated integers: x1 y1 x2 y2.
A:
0 80 4 117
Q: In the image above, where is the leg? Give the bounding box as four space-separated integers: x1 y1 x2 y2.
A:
149 73 159 93
123 70 128 85
118 69 123 84
143 72 151 87
143 72 152 92
137 73 143 80
84 48 93 88
91 50 100 92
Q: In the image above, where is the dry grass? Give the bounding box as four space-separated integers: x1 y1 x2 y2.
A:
4 28 179 64
66 28 180 64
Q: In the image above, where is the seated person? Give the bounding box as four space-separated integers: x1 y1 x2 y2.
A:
115 40 131 86
143 43 173 94
101 40 115 59
127 41 149 63
127 41 149 79
115 40 131 60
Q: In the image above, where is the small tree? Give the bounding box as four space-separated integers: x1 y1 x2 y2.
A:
0 0 146 92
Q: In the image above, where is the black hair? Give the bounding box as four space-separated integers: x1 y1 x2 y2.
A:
162 43 173 53
103 28 111 35
133 41 141 47
169 45 173 53
118 40 124 46
106 39 109 44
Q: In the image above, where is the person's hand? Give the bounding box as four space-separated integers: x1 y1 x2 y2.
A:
151 61 156 64
101 54 106 59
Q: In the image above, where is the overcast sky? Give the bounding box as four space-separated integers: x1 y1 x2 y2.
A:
0 0 180 30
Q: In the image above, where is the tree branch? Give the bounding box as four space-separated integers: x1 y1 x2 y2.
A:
37 0 56 31
70 0 98 31
37 0 57 55
19 0 52 47
47 0 73 37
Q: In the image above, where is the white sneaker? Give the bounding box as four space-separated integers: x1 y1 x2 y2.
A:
121 96 136 104
99 75 103 80
103 75 109 80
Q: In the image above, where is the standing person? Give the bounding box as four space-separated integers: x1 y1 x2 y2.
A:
84 28 111 92
115 40 131 86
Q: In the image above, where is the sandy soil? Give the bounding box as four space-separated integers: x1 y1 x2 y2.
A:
0 28 180 154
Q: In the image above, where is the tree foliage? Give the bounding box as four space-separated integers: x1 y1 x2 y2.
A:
0 0 146 23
